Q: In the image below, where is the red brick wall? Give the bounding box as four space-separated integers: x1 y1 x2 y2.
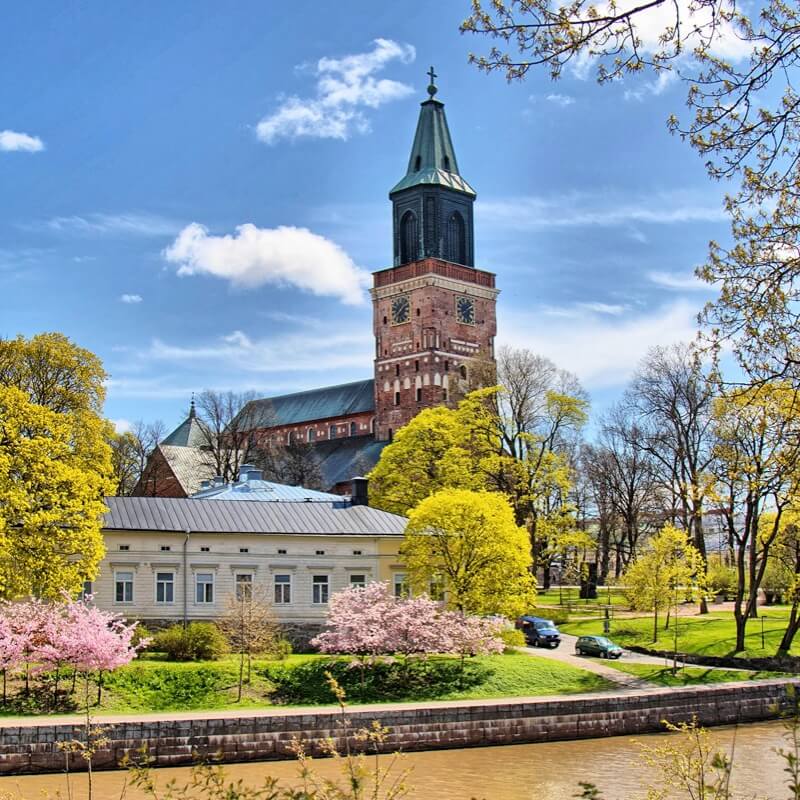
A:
252 410 375 447
372 258 497 440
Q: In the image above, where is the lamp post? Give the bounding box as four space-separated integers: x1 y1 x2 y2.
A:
761 615 768 650
673 578 680 675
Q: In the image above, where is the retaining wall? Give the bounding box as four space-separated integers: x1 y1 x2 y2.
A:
0 680 796 775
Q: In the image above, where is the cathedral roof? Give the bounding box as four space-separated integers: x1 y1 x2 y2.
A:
389 83 475 198
161 411 209 448
312 436 389 490
240 379 375 429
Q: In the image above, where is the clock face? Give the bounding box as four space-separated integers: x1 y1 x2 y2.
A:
456 296 475 325
391 294 410 325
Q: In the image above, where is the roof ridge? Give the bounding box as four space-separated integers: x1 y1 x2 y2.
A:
250 377 373 405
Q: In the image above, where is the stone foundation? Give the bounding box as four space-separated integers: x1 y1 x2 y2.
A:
0 680 796 775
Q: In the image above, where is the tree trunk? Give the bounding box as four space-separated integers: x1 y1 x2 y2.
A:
778 602 800 656
653 606 659 643
598 523 610 585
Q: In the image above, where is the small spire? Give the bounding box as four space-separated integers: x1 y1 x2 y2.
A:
426 65 438 99
189 392 196 419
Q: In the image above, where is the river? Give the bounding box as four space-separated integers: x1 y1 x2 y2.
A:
0 720 791 799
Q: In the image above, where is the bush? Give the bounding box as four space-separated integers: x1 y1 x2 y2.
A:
262 656 490 704
530 607 570 625
706 558 738 596
499 628 526 649
152 623 228 661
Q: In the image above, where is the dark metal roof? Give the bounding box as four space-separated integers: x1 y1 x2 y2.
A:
311 436 389 489
103 496 406 536
390 96 475 198
161 416 209 448
239 379 375 429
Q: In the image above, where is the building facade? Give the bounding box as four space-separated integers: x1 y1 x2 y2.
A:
95 478 407 644
138 75 499 494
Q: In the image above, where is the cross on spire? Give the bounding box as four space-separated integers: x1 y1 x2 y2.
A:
426 66 438 98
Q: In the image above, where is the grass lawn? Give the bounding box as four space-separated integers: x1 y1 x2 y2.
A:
4 653 614 717
536 587 630 609
562 609 796 659
603 661 783 687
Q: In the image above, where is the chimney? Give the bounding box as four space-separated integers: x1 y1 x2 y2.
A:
351 476 368 507
212 475 224 487
239 464 263 482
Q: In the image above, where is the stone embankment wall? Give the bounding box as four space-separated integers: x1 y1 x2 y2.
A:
0 680 796 775
627 645 800 673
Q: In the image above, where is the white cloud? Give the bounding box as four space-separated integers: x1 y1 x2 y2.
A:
141 326 373 375
163 222 370 305
480 191 726 230
577 301 627 315
112 418 132 434
120 293 143 304
37 213 180 237
546 93 575 107
542 301 627 318
0 130 44 152
256 38 415 144
648 270 712 291
501 300 700 389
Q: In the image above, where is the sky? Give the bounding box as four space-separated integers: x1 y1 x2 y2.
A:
0 1 739 435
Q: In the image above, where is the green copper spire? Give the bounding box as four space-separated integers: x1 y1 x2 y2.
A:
389 69 476 198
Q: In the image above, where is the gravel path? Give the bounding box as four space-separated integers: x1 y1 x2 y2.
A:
521 632 691 690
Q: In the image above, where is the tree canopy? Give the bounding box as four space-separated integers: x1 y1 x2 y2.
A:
402 489 537 618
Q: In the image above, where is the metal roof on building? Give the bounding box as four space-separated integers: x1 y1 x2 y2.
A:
389 96 475 198
312 436 389 489
239 379 375 429
159 445 216 495
192 475 340 503
104 496 406 536
161 415 209 448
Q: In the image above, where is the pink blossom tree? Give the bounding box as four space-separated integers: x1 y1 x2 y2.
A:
0 607 27 703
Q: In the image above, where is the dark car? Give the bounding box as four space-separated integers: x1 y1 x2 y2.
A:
575 635 623 659
517 615 561 648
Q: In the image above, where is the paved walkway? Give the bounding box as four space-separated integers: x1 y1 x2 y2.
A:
522 632 698 689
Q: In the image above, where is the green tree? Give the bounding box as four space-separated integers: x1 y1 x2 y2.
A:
461 1 800 384
622 525 707 643
711 382 800 651
0 386 113 598
0 332 106 413
402 489 537 618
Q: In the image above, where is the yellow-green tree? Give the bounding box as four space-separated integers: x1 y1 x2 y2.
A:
0 386 113 598
402 489 537 618
622 525 707 643
0 332 107 414
370 380 587 586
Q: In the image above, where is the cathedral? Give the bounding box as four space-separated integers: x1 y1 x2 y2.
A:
140 75 499 496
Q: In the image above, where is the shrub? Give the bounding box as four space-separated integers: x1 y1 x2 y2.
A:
152 623 227 661
499 628 525 649
530 607 570 625
706 558 738 596
262 656 490 704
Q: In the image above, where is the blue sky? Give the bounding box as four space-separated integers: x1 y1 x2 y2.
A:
0 1 735 433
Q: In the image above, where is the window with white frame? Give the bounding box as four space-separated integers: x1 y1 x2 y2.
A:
115 571 134 603
393 573 410 598
235 573 253 601
195 572 214 604
155 571 174 604
274 574 291 604
350 574 366 588
312 575 329 604
429 574 445 601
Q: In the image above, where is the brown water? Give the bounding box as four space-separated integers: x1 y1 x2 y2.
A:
0 721 790 800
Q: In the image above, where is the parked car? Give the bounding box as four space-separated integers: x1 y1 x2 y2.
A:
517 616 561 648
575 635 623 659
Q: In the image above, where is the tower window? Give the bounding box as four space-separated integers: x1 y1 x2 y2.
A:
383 315 387 325
443 155 451 171
414 155 421 171
416 308 420 316
388 428 393 441
395 364 400 376
446 211 466 265
394 391 400 406
416 387 422 402
400 210 418 264
415 360 419 372
460 365 468 380
444 361 449 371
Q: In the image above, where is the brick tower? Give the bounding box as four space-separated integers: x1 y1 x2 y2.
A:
372 70 498 441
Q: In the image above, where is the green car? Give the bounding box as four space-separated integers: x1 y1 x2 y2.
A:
575 635 623 659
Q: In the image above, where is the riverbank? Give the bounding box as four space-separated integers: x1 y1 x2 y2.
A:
0 678 795 775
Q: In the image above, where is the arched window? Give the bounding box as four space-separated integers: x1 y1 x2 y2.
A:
414 155 422 171
460 365 468 380
446 211 466 265
443 155 451 171
329 424 337 439
349 421 357 436
307 428 316 443
400 210 418 264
